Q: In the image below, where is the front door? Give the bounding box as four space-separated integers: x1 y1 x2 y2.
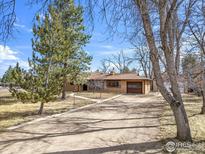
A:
83 84 88 91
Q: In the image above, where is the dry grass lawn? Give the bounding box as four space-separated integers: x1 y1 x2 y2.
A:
0 88 92 131
75 91 117 100
160 93 205 153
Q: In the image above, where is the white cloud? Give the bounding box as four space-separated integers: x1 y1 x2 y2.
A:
14 22 32 33
18 60 29 70
0 45 18 60
0 45 29 76
99 48 135 55
99 50 118 55
28 28 33 33
14 23 26 28
101 45 114 49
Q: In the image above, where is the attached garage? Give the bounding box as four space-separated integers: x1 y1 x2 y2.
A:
127 82 143 94
103 73 151 94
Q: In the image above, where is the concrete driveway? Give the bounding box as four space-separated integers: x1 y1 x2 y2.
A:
0 93 165 154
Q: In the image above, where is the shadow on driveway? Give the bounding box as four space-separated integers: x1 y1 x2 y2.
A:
44 140 164 154
0 94 168 154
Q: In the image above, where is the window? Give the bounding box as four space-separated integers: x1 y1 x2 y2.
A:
107 80 120 88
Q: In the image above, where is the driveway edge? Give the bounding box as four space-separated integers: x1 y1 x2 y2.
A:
7 94 122 130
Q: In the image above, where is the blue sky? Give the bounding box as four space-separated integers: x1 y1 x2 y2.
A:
0 1 134 77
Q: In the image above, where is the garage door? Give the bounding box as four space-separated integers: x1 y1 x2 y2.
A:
127 82 142 94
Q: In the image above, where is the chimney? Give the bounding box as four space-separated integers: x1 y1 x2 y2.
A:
109 71 115 75
109 68 115 75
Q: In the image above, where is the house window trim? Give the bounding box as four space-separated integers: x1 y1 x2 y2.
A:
106 80 120 88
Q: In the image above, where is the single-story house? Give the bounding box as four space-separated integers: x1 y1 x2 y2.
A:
67 72 152 94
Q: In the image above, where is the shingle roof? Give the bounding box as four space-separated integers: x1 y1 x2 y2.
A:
87 72 108 80
104 73 151 80
87 72 151 81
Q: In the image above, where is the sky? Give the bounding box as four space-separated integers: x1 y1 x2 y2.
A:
0 1 134 77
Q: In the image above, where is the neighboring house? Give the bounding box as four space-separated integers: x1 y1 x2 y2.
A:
67 72 152 94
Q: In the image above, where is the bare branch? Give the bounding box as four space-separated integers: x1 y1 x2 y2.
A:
0 0 16 43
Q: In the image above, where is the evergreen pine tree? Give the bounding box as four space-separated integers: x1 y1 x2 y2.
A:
1 65 16 84
10 6 64 114
29 6 64 114
54 0 91 99
9 1 92 114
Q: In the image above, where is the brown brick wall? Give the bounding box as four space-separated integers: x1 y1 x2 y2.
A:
104 80 151 94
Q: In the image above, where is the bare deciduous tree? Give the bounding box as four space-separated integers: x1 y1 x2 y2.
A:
188 0 205 113
85 0 199 141
0 0 16 42
130 35 152 78
174 0 194 74
26 0 52 12
135 0 196 141
101 50 133 73
0 0 52 42
99 59 111 73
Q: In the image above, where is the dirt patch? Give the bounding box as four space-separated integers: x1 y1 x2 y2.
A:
160 94 205 153
75 92 117 100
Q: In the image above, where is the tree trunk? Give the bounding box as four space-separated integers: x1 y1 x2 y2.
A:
162 46 192 140
175 45 180 75
61 75 67 100
61 63 67 100
141 62 148 78
175 19 182 75
135 0 192 141
158 0 192 141
200 52 205 114
171 102 192 140
201 91 205 114
38 102 44 115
